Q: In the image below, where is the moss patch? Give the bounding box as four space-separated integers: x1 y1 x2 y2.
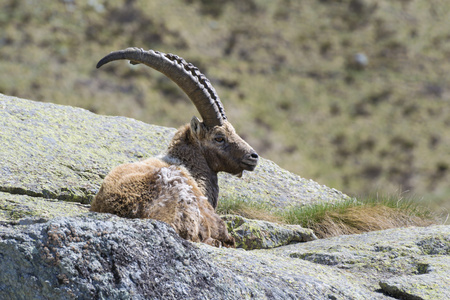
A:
0 192 89 224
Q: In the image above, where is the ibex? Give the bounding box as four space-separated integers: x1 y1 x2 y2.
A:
90 48 259 247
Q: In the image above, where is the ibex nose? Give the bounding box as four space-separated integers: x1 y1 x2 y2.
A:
241 151 259 171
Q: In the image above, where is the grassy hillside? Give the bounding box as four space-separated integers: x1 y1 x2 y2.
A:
1 0 449 214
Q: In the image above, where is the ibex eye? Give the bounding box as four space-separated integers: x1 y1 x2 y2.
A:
215 137 225 143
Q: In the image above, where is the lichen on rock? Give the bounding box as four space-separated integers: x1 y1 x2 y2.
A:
0 93 348 210
223 215 317 250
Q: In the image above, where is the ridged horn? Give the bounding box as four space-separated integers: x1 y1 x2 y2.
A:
97 47 227 127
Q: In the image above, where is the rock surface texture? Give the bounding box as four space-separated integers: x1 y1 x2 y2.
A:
1 94 449 299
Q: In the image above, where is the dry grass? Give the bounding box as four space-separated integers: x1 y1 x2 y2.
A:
242 193 440 238
309 204 434 239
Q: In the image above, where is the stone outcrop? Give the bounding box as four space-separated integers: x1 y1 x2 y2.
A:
0 94 347 209
1 93 449 299
223 215 317 250
2 215 448 299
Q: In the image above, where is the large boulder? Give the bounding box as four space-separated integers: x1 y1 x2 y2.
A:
1 214 234 300
0 94 348 210
1 93 449 299
2 215 448 299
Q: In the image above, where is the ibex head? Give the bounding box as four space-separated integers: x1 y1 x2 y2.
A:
97 48 258 179
189 116 258 177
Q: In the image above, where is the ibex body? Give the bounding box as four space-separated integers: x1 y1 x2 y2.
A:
90 48 258 247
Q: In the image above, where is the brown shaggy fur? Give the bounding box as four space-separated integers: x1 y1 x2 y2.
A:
91 158 235 247
91 118 259 248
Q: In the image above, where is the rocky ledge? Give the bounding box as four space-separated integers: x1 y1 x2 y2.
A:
1 94 449 299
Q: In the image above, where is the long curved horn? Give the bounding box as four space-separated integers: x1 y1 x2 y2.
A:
97 47 227 127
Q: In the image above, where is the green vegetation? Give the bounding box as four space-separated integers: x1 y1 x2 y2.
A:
218 193 436 238
1 0 450 214
281 193 435 238
217 196 282 223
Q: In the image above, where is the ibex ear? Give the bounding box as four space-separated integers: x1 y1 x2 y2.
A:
190 116 205 137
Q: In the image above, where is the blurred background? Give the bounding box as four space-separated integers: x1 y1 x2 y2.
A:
1 0 449 215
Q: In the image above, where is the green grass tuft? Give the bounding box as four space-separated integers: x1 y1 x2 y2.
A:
281 193 435 238
217 196 282 223
219 193 436 239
